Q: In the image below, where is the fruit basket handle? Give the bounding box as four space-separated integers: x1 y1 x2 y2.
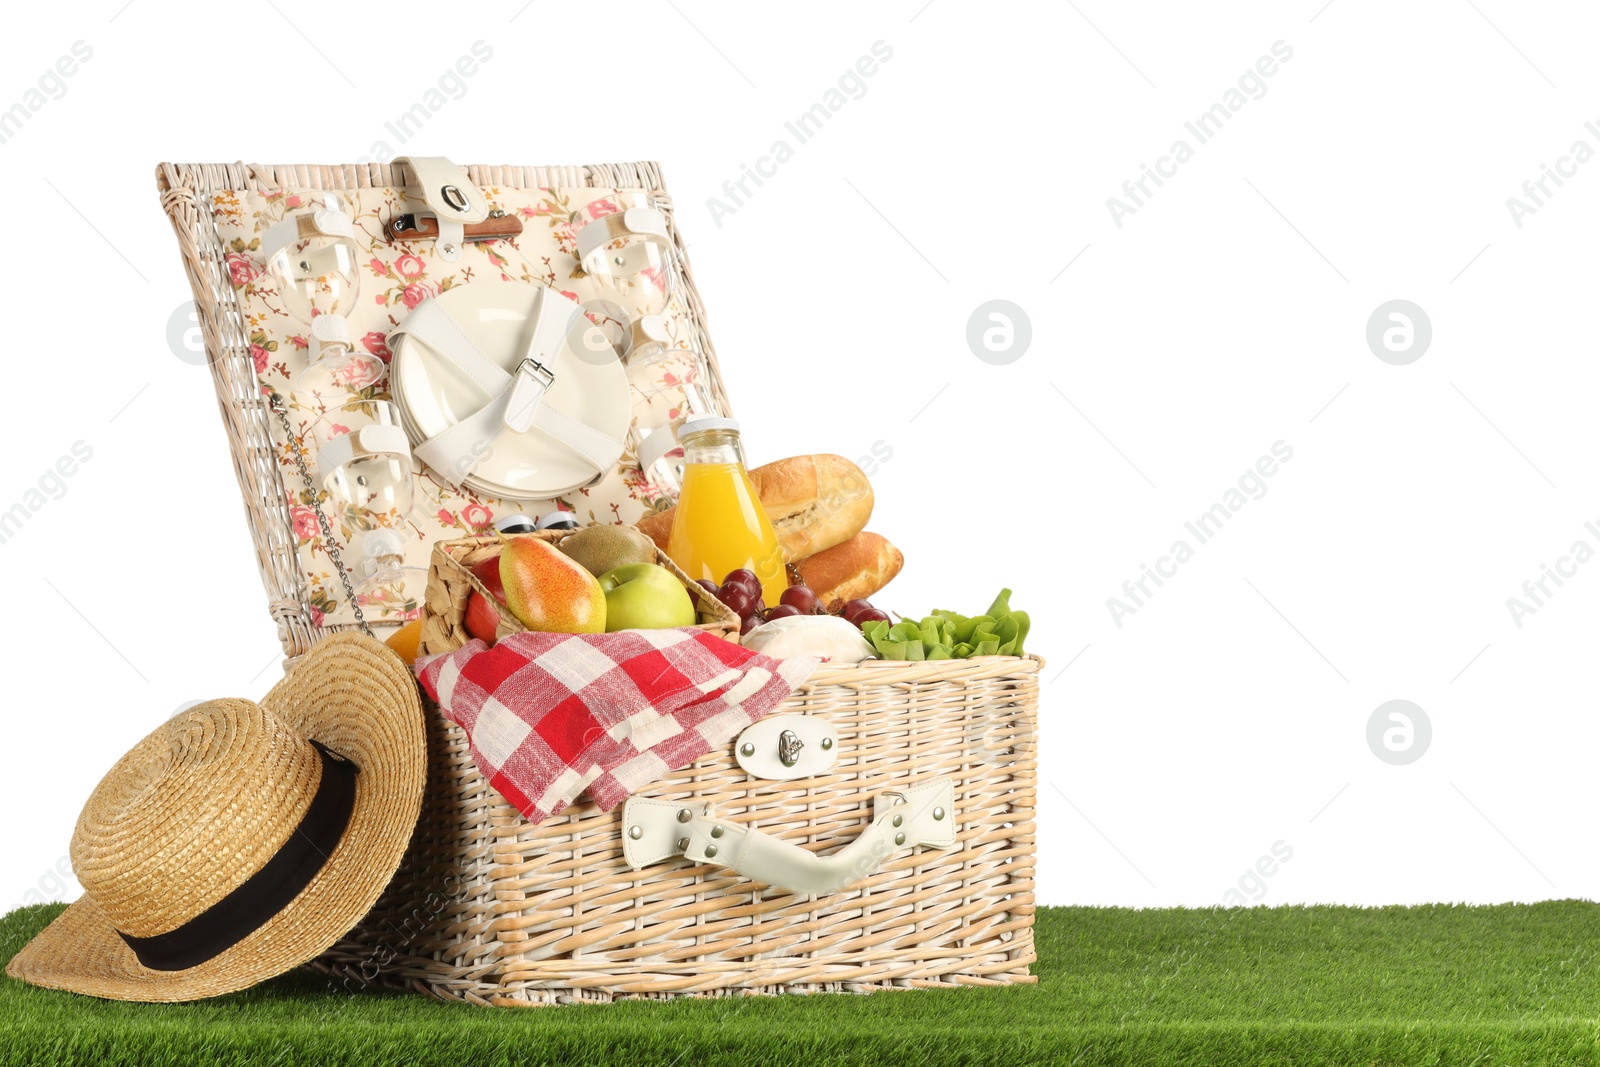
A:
621 778 955 896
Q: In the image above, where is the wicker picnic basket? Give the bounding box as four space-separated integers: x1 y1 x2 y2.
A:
157 158 1039 1004
313 542 1041 1004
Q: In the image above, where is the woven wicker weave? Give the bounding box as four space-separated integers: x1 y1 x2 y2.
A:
316 567 1040 1004
156 161 733 662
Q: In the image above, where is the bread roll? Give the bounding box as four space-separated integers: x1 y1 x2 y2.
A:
636 507 673 551
636 454 873 563
792 532 903 604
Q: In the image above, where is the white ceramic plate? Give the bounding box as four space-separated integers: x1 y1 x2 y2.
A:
392 281 628 500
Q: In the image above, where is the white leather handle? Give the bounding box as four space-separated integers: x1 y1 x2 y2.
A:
621 778 955 896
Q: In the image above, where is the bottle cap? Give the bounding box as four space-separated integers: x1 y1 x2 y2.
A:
492 514 539 535
535 511 581 532
678 416 739 437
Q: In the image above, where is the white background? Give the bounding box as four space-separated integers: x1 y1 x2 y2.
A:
1 0 1594 911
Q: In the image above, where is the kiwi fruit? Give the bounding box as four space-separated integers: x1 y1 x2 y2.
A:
559 524 656 577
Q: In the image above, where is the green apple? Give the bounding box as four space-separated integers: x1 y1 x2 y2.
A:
597 563 697 631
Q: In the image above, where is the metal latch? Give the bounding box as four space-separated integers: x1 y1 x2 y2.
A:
735 714 839 781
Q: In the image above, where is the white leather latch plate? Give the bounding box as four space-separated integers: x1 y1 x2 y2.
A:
399 155 490 224
734 714 839 781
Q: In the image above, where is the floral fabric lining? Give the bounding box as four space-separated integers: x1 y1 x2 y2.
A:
211 184 708 627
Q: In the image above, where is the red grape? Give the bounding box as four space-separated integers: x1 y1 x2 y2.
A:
723 568 760 592
765 604 803 620
740 613 764 637
850 607 890 628
779 585 820 614
696 579 721 599
838 601 876 627
719 584 758 618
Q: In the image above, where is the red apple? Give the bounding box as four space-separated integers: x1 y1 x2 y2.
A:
464 592 502 642
472 553 505 599
465 551 507 642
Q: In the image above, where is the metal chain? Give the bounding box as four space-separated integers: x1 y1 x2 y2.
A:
269 396 373 639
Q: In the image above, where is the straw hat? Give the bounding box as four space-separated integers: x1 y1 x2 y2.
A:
4 633 425 1002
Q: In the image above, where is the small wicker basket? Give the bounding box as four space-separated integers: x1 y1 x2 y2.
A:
418 529 739 655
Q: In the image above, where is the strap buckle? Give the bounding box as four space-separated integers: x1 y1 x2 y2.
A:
516 357 555 390
503 357 556 434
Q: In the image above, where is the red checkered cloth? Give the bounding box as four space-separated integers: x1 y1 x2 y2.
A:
416 629 817 824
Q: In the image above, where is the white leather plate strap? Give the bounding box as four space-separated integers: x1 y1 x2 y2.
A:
388 288 625 489
734 714 839 781
395 156 490 261
621 778 956 897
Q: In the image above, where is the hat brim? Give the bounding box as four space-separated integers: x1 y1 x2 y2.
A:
4 633 426 1002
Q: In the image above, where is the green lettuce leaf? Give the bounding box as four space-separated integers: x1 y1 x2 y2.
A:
861 589 1030 661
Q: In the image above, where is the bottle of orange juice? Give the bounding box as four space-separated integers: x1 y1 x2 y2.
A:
667 418 786 608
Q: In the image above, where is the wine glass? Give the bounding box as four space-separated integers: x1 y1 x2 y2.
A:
576 195 677 321
624 317 718 502
315 399 417 533
259 192 385 395
352 527 430 622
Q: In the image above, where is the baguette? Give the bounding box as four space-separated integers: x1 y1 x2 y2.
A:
792 532 904 604
636 454 873 563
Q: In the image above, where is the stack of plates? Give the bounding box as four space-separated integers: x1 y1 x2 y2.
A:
390 281 630 501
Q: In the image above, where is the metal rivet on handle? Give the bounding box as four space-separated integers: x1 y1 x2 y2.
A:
711 826 724 839
933 806 945 821
677 809 692 823
894 832 906 846
676 837 689 851
892 814 903 828
704 844 718 858
740 743 755 757
821 737 833 751
627 825 643 840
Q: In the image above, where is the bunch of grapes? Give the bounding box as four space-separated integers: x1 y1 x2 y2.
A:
699 570 890 638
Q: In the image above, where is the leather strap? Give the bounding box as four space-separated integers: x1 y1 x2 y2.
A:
396 156 489 223
576 205 670 261
116 741 360 971
390 291 625 490
621 777 955 897
633 424 680 472
396 156 489 262
308 314 352 362
260 205 355 262
315 421 412 483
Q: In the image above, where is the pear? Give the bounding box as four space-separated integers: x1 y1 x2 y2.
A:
559 524 656 578
499 537 606 634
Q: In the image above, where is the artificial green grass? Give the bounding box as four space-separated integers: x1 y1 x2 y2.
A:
5 901 1600 1066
